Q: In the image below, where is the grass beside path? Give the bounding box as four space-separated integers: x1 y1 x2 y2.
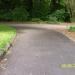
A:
0 24 16 56
68 26 75 32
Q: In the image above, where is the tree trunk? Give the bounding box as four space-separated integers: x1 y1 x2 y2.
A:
66 0 75 22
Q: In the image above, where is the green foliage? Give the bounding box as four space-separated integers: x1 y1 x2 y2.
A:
59 0 65 6
0 0 73 22
11 7 29 21
68 26 75 32
32 0 50 18
44 9 67 22
0 7 29 21
65 0 75 22
0 10 7 21
51 9 65 22
46 15 58 23
0 12 12 21
31 18 42 22
0 25 16 56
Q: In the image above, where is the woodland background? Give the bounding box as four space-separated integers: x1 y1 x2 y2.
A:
0 0 75 23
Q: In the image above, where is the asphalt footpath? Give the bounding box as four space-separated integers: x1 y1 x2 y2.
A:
0 24 75 75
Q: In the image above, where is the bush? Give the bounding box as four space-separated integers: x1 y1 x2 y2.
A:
0 10 13 21
11 7 29 21
39 16 49 21
39 9 67 23
31 18 42 23
46 15 58 24
0 7 29 21
0 10 7 21
50 9 66 22
68 26 75 32
2 12 12 21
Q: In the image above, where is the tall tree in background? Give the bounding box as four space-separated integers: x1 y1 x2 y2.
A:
0 0 74 22
32 0 50 18
24 0 33 17
66 0 75 22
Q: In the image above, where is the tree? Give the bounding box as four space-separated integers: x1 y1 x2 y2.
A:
65 0 75 22
0 0 74 22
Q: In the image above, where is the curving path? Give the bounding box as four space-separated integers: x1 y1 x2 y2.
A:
0 24 75 75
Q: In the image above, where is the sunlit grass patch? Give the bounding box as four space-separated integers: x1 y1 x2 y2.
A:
67 25 75 32
61 64 75 68
0 24 16 56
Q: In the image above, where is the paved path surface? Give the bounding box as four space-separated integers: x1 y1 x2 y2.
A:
10 24 66 30
0 24 75 75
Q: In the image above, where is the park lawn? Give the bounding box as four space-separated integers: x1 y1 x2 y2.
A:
0 24 16 56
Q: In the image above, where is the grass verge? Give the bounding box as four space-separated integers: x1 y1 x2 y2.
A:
67 25 75 32
0 24 16 57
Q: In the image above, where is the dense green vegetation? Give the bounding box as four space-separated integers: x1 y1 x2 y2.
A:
0 0 75 22
0 25 16 56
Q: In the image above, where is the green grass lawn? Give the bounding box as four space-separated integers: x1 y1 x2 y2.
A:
0 24 16 56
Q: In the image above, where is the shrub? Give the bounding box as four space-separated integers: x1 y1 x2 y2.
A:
0 10 6 21
40 9 67 23
46 16 58 24
11 7 29 21
39 16 49 21
50 9 66 22
2 12 12 21
0 7 29 21
0 10 12 21
31 18 42 23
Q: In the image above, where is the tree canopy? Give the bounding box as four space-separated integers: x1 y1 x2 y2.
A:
0 0 74 22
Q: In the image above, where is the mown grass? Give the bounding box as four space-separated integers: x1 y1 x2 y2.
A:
0 24 16 56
